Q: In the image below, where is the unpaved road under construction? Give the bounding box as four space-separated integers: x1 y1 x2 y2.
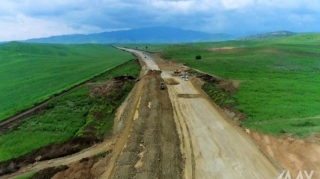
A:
123 49 280 179
3 48 280 179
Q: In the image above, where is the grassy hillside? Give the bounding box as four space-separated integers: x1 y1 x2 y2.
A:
160 33 320 137
0 60 140 162
239 31 296 40
0 42 133 122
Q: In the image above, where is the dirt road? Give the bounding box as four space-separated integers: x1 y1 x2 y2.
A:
106 70 181 179
2 139 115 179
126 49 281 179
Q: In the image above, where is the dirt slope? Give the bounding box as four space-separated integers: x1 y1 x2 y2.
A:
1 140 115 179
249 130 320 178
126 49 281 179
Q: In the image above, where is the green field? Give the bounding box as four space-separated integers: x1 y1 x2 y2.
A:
0 42 133 122
0 60 141 162
160 33 320 137
14 172 36 179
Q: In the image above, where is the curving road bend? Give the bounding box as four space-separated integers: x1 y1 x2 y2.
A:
125 48 280 179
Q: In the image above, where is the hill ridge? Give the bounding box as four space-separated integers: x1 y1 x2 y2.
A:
23 26 234 44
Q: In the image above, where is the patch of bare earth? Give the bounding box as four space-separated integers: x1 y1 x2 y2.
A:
51 153 113 179
33 165 69 179
211 47 235 51
248 130 320 178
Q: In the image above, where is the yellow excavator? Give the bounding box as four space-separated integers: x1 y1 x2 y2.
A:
173 69 182 75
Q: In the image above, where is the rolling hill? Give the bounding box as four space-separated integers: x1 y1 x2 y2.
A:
239 31 296 40
0 42 133 122
23 26 234 44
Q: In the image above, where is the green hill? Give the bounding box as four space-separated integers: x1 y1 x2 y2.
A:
23 27 234 44
239 31 296 40
160 33 320 137
0 42 133 121
269 33 320 45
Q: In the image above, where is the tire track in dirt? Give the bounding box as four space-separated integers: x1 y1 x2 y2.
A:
170 94 196 179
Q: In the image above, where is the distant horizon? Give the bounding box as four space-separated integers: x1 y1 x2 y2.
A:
1 0 320 41
1 26 317 43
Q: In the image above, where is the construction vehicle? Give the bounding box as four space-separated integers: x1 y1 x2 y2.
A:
185 75 189 81
173 69 182 75
160 82 165 90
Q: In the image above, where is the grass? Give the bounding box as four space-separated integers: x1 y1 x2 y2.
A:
160 33 320 137
201 83 236 106
0 42 134 122
14 172 36 179
0 60 141 162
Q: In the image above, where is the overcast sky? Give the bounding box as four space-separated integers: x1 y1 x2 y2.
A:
0 0 319 41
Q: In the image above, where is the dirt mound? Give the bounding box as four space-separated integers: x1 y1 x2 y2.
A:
198 74 221 83
33 165 68 179
114 75 136 81
198 74 238 93
89 76 136 98
0 136 100 176
146 69 162 76
165 78 179 85
51 157 102 179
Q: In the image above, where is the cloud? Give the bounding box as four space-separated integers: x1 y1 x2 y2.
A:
0 0 319 41
221 0 254 9
0 13 100 41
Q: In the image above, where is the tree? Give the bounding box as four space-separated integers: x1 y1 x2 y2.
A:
195 55 202 60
